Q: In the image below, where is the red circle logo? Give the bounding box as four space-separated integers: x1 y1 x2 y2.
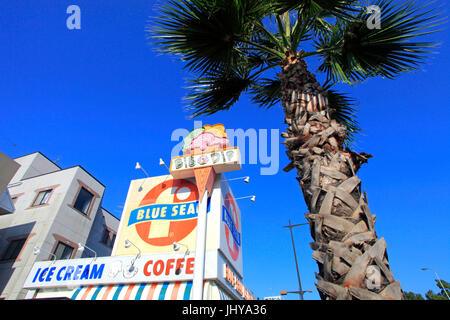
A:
223 193 240 261
134 179 198 246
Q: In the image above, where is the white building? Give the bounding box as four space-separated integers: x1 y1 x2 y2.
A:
0 152 119 300
0 151 20 215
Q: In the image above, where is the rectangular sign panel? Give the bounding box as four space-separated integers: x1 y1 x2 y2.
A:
218 179 243 277
170 147 241 179
112 175 222 257
23 251 220 289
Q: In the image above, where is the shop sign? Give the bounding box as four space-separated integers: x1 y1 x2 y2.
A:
170 147 241 179
223 264 254 300
23 252 218 289
219 180 243 277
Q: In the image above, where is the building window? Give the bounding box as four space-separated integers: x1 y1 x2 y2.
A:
53 241 74 260
10 193 24 206
100 229 109 244
100 228 116 248
73 187 94 214
32 189 52 207
2 238 26 261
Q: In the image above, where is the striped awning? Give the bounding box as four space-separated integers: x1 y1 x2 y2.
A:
71 280 232 300
71 281 192 300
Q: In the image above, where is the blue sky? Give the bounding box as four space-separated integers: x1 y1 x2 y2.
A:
1 0 449 300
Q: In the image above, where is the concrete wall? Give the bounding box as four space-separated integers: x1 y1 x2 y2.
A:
0 153 118 300
44 167 106 261
0 166 78 299
0 151 20 194
10 153 60 184
84 207 119 258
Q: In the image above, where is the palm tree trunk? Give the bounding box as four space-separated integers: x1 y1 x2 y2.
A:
279 51 403 300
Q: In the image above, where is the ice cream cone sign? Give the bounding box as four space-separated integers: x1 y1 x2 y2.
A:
194 166 215 202
170 124 241 199
169 124 242 300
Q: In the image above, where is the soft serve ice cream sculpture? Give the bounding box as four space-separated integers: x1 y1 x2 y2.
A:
172 125 240 300
182 124 230 155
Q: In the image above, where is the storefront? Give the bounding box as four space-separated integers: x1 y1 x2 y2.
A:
23 124 255 300
24 249 252 300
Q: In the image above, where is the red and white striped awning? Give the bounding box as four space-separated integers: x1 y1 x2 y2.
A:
70 281 232 300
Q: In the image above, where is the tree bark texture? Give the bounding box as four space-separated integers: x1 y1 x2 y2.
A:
279 51 403 300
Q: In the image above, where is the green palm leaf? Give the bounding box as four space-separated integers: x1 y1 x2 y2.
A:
184 66 254 117
249 78 361 146
325 88 361 146
273 0 358 17
250 78 282 109
315 0 443 84
149 0 441 145
150 0 279 74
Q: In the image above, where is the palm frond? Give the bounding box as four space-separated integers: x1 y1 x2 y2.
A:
248 79 361 146
150 0 278 75
184 66 254 117
274 0 359 18
250 78 282 108
296 6 334 39
325 88 361 146
315 0 443 84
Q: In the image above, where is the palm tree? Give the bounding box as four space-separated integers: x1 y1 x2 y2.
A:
149 0 442 300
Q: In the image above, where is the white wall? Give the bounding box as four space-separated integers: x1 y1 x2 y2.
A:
0 167 76 299
0 151 20 193
47 167 106 259
0 162 112 299
84 207 119 258
10 153 60 184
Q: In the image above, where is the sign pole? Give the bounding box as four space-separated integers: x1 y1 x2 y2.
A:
168 124 241 300
283 220 308 300
191 189 208 300
190 166 215 300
